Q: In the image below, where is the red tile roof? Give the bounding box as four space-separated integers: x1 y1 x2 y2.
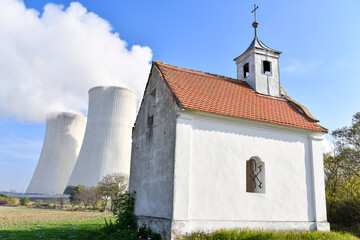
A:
154 62 327 133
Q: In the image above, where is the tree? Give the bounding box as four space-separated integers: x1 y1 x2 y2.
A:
79 187 91 209
58 195 67 208
324 112 360 227
19 197 30 206
88 186 100 210
78 186 100 209
67 185 85 207
63 185 73 195
97 173 128 211
325 112 360 198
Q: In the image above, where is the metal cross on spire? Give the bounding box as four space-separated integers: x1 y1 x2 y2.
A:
252 4 259 22
251 4 259 37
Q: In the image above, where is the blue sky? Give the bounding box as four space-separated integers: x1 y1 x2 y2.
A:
1 0 359 192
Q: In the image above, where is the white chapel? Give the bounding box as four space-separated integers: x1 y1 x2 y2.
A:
129 6 330 239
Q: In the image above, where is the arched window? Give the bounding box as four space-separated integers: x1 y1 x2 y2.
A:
246 157 265 193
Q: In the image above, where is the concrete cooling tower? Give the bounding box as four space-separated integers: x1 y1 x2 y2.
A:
26 112 87 195
67 86 138 187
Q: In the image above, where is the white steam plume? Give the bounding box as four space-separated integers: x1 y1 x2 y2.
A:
0 0 152 122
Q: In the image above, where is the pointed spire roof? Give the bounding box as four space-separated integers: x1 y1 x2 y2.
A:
244 36 282 54
234 36 282 61
234 4 281 61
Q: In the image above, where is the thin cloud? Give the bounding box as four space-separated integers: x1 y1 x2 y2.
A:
282 59 322 75
0 137 42 161
0 0 153 122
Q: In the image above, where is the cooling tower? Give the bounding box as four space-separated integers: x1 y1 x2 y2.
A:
26 112 87 195
67 86 138 187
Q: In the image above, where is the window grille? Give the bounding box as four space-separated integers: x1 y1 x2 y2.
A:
246 158 264 193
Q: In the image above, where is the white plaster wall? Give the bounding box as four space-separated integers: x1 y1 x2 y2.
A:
236 51 255 84
68 86 138 187
26 112 87 194
309 136 328 223
254 52 280 96
236 49 280 97
173 112 318 223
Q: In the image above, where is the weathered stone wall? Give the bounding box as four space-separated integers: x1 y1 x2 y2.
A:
129 65 179 238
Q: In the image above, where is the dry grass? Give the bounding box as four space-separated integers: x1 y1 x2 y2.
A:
0 205 110 229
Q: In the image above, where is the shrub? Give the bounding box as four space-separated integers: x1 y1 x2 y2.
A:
327 197 360 228
33 200 43 208
0 195 18 205
72 206 84 211
19 197 30 206
41 203 51 208
7 196 18 205
0 197 8 205
101 191 161 240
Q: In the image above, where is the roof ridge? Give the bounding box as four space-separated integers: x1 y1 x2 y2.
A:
155 62 286 102
154 61 241 83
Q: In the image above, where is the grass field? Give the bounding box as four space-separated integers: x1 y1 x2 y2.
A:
0 205 113 240
1 205 359 240
182 228 360 240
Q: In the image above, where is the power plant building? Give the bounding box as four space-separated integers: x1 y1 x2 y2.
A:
26 112 87 195
67 86 138 187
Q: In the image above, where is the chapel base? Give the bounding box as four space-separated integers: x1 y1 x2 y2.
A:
137 216 330 240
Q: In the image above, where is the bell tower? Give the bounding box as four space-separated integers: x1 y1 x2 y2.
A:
234 5 282 97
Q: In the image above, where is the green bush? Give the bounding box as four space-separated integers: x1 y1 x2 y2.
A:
101 191 161 240
327 197 360 228
19 197 30 206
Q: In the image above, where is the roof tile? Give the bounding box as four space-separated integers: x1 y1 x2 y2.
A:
154 62 327 133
